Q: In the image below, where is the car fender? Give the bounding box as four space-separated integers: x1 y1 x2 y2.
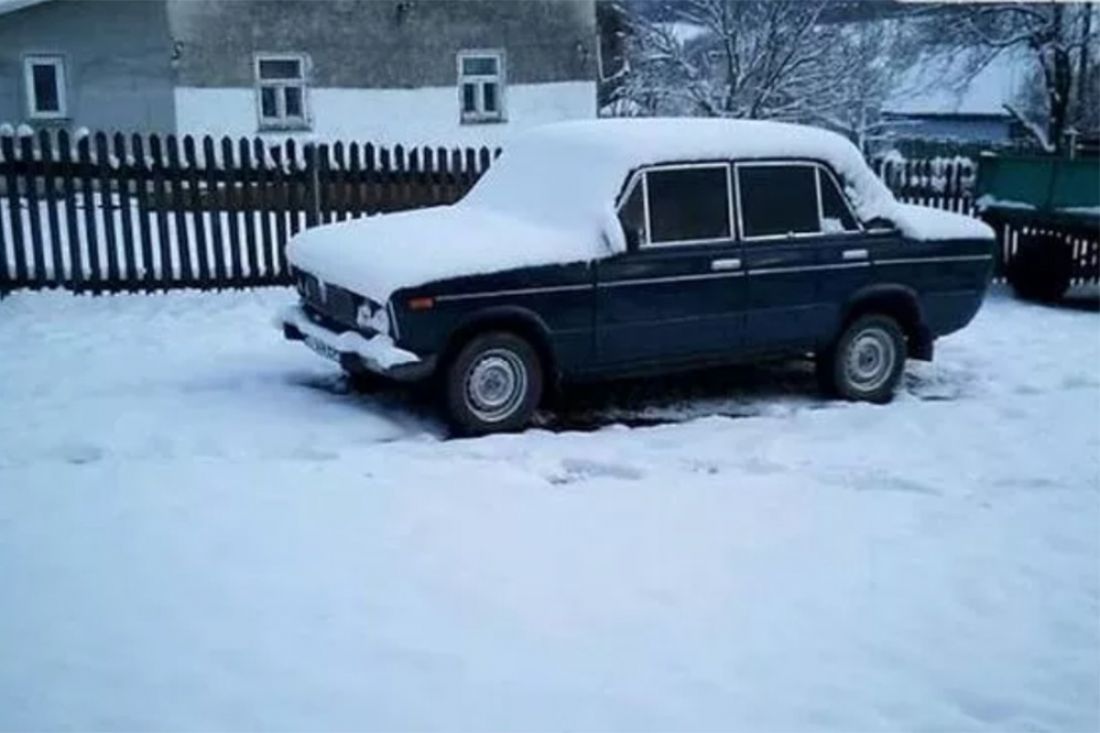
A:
840 283 932 360
443 305 559 377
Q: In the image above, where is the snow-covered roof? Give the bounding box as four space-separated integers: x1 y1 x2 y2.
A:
0 0 52 16
886 48 1031 117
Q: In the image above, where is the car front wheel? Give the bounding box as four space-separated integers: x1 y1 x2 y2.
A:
822 314 906 404
443 331 543 436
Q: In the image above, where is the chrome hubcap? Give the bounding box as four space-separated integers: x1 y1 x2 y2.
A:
464 348 528 423
845 326 896 392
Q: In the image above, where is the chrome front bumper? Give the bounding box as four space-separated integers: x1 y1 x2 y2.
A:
276 304 435 382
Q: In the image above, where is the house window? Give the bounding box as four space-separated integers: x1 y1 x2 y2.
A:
458 51 505 123
23 55 67 120
255 54 309 129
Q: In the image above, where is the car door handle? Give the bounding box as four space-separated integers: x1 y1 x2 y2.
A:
842 249 869 261
711 258 742 271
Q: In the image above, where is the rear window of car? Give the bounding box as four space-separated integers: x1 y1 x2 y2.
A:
737 164 819 238
645 166 731 245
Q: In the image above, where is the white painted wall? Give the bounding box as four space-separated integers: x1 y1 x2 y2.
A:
174 81 596 148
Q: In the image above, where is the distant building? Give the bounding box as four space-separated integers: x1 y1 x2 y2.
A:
0 0 598 146
881 49 1030 145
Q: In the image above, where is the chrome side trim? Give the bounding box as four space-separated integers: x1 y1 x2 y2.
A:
711 257 742 271
751 262 871 275
598 271 745 288
386 299 400 340
434 283 592 303
877 254 994 266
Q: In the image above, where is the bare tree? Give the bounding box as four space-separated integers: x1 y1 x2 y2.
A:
610 0 917 150
920 2 1100 152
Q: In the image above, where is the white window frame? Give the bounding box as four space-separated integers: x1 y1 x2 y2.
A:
457 49 506 124
254 52 310 131
23 54 67 120
616 162 736 249
734 160 863 243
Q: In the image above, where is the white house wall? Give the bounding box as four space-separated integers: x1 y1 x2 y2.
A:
174 81 596 148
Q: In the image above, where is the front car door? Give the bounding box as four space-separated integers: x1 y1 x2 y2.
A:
595 162 745 367
735 160 871 351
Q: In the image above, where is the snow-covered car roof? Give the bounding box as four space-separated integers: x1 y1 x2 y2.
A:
464 117 902 250
288 119 992 301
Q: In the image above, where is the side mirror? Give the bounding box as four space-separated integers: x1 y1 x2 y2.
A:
865 216 896 231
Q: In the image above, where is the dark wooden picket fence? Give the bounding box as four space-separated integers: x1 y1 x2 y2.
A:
1 134 1093 294
0 129 496 293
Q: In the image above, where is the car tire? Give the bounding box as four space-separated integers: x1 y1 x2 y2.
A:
829 314 906 404
1007 234 1072 303
443 331 543 436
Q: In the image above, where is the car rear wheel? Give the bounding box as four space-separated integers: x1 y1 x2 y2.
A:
821 314 906 404
1007 233 1073 303
443 331 543 436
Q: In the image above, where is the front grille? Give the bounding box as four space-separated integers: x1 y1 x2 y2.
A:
293 269 362 330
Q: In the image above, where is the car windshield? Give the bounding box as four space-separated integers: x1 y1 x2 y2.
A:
461 135 626 239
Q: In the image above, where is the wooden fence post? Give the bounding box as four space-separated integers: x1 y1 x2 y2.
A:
76 134 101 289
183 136 209 284
95 132 120 287
253 138 276 281
113 132 138 290
39 130 64 286
202 136 226 283
2 134 28 286
304 143 320 228
18 132 45 285
238 137 259 281
269 142 289 274
220 137 243 284
58 130 83 291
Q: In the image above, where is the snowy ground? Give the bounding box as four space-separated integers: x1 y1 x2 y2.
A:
1 286 1098 732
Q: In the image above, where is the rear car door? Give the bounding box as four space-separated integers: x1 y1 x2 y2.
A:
735 161 871 351
595 163 745 366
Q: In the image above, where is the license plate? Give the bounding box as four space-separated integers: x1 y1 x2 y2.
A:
305 336 341 362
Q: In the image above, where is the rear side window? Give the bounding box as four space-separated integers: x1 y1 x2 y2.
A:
645 166 731 245
819 169 859 233
738 164 819 238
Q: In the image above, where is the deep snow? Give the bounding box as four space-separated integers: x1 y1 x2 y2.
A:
0 287 1098 731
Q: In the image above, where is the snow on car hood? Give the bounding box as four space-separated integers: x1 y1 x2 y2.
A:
287 203 609 301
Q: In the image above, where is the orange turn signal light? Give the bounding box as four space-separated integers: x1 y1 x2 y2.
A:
408 296 435 311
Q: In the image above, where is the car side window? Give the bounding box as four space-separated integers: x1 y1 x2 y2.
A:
737 164 819 239
818 168 859 233
645 166 731 245
618 175 647 249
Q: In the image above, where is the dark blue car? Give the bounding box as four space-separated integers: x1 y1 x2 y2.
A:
279 119 995 435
